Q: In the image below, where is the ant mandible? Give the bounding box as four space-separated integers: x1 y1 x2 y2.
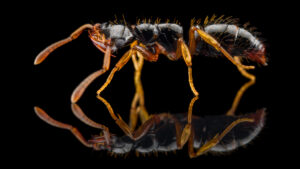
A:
34 15 267 104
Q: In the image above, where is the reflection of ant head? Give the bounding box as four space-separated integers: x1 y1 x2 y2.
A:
89 134 120 151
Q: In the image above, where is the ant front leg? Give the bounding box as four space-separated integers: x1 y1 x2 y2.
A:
189 26 255 71
34 24 93 65
33 23 112 103
71 45 112 103
71 103 111 144
34 106 104 150
226 56 256 116
188 117 254 158
96 49 132 95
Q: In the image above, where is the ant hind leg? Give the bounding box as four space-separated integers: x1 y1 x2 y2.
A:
226 56 256 116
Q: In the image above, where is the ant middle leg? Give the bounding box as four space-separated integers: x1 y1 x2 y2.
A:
188 117 254 158
176 96 199 149
178 38 199 96
129 51 150 130
34 106 103 149
226 56 256 116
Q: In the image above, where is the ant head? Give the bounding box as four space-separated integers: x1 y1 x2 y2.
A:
88 23 111 53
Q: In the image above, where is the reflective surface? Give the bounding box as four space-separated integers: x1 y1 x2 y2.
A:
26 5 276 165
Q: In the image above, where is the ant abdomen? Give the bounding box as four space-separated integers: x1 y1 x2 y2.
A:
195 24 266 65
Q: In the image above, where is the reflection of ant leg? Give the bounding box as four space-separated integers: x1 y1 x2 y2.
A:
189 26 255 75
188 117 254 158
71 103 111 144
34 106 102 149
130 51 149 130
176 96 199 149
226 56 256 116
97 96 156 141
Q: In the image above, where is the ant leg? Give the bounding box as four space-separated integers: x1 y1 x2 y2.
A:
34 24 93 65
129 92 140 130
71 46 111 103
97 96 157 141
34 106 99 149
190 26 255 70
71 103 111 144
135 52 149 122
130 52 149 130
188 27 197 55
96 49 132 95
226 56 256 116
188 117 254 158
176 96 199 149
178 38 199 96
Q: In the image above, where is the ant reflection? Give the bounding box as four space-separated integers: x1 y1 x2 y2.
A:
34 87 265 158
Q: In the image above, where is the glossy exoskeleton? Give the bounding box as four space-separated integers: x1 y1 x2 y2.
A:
34 16 267 104
34 95 265 158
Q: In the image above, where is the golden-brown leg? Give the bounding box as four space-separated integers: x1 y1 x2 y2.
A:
129 92 140 130
188 27 197 56
188 117 254 158
176 96 199 149
129 51 149 130
97 96 155 141
178 38 199 96
71 103 111 144
34 24 93 65
226 56 256 116
190 26 255 71
34 106 99 149
71 46 112 103
96 49 132 95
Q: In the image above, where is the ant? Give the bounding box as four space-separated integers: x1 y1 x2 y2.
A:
34 15 267 106
34 95 266 158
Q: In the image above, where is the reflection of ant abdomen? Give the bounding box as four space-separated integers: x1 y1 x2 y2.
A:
122 109 265 154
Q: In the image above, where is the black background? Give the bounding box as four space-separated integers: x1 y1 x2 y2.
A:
6 1 291 167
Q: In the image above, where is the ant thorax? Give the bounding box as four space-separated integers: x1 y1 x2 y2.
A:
133 23 183 60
